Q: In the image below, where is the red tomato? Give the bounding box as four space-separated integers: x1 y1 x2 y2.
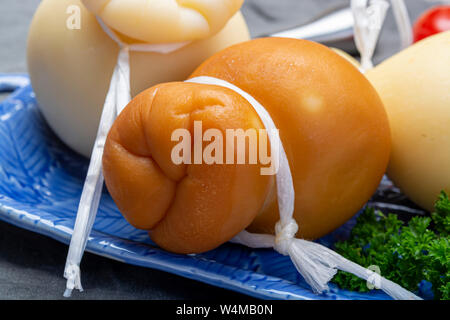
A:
413 5 450 43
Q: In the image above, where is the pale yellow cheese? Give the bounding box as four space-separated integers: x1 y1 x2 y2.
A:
81 0 244 43
27 0 249 157
366 31 450 211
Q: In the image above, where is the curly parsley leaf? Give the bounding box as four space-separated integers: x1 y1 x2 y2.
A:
332 191 450 300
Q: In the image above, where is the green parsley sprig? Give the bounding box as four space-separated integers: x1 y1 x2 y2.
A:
332 191 449 300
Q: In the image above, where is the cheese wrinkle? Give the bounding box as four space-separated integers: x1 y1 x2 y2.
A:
81 0 244 43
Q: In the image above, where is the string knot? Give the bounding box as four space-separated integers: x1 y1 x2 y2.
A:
274 218 298 255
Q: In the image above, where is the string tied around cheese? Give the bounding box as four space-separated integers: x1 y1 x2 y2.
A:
64 14 421 300
63 17 190 298
187 76 422 300
274 218 298 256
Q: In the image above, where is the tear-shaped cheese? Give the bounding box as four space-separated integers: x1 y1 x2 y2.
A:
81 0 244 43
102 38 391 253
103 82 271 253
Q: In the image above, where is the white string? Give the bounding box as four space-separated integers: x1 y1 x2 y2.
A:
187 76 422 300
390 0 413 49
63 17 189 297
351 0 390 72
95 18 190 54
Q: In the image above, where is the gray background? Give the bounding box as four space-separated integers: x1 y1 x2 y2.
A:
0 0 433 299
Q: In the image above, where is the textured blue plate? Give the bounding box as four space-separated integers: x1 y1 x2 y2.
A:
0 74 391 300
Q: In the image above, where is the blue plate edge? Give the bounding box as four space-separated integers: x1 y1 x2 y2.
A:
0 200 322 300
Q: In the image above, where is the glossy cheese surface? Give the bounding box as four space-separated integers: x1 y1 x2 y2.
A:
191 38 391 240
103 83 271 253
103 38 391 253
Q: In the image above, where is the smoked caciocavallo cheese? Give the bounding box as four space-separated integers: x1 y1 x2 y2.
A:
103 38 391 254
27 0 249 157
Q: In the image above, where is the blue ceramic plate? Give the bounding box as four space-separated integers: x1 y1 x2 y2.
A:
0 74 391 300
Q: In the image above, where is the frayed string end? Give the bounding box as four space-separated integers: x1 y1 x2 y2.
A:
284 235 422 299
233 217 422 300
63 263 83 298
274 219 337 294
287 239 338 294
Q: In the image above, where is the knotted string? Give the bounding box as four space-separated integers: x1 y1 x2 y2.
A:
351 0 390 72
63 18 189 297
352 0 414 70
187 76 421 300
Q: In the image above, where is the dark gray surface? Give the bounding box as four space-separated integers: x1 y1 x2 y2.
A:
0 0 433 300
